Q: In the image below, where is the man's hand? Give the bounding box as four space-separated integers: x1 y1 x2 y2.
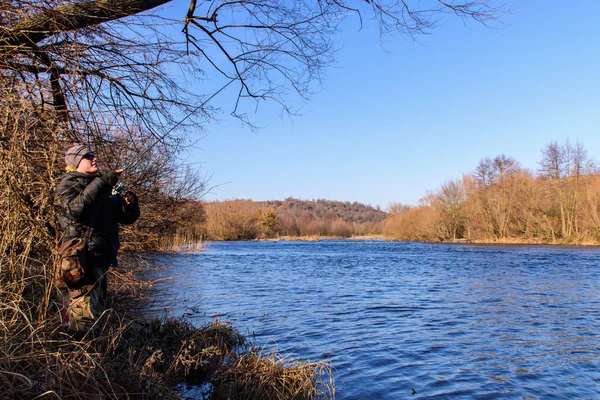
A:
101 170 122 187
123 192 137 205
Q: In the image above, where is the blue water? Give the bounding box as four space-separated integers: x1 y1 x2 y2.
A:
144 240 600 399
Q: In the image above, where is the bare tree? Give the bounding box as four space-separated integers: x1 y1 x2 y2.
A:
427 178 466 239
570 141 596 178
538 141 566 179
475 154 521 187
387 202 413 214
472 155 523 238
538 140 597 239
0 0 506 141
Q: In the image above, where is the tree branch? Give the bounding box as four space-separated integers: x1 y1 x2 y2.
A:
0 0 171 47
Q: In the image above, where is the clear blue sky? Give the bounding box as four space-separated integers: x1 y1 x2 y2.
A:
164 0 600 209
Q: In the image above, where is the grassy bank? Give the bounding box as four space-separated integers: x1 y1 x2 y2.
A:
467 238 600 246
264 234 599 246
262 234 385 242
383 236 600 246
0 258 334 399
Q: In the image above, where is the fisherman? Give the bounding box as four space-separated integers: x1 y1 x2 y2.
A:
55 144 140 333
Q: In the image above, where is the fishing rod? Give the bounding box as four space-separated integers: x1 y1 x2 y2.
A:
120 77 235 173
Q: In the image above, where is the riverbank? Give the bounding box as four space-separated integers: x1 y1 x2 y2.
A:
446 237 600 247
263 234 386 242
1 256 334 399
259 234 600 247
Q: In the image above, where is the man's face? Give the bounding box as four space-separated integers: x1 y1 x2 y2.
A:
77 153 98 174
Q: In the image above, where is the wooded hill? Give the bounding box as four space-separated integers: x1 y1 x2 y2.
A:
260 198 387 224
202 198 387 240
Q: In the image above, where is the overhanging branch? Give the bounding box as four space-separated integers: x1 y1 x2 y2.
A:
0 0 171 47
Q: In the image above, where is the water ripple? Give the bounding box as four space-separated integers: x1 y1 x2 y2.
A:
144 241 600 399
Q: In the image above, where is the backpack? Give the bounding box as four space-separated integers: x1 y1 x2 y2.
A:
55 209 97 289
55 237 88 289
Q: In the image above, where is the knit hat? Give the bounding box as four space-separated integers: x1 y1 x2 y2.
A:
65 144 94 168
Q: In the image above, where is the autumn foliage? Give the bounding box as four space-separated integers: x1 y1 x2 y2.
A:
385 142 600 244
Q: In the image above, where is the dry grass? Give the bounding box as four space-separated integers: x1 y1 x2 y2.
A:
158 231 204 253
266 235 386 241
0 280 242 399
469 237 600 246
348 234 386 240
1 282 334 400
273 235 323 242
212 349 334 400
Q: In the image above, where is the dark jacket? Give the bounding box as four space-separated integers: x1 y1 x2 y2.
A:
55 171 140 266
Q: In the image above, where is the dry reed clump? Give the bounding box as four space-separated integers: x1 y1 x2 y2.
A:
1 301 335 400
212 350 335 400
158 230 204 253
0 305 245 400
131 318 245 385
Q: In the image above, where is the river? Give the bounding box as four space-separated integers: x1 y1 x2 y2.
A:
144 240 600 399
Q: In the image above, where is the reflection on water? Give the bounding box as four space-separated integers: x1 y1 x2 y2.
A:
143 241 600 399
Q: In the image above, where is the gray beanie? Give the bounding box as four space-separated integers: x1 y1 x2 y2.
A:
65 144 94 168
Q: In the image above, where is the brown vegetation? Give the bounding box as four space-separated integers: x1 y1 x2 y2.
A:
202 198 386 240
0 312 238 399
385 142 600 245
213 350 334 400
1 296 334 400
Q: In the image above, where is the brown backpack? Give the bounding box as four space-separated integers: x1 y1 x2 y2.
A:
55 237 88 289
55 211 97 289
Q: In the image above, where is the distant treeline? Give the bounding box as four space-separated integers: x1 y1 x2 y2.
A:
385 140 600 244
201 198 387 240
174 140 600 245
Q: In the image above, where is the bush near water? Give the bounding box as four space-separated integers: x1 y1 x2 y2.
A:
384 147 600 245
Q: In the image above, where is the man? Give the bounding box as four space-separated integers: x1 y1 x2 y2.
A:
55 144 140 333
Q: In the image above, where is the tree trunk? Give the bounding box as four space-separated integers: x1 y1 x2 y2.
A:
0 0 171 47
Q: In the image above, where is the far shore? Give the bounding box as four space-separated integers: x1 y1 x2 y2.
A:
262 234 386 242
466 238 600 247
256 235 600 247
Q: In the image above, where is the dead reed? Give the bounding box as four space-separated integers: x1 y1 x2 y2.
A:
158 230 204 253
1 280 335 399
0 314 239 399
212 349 335 400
